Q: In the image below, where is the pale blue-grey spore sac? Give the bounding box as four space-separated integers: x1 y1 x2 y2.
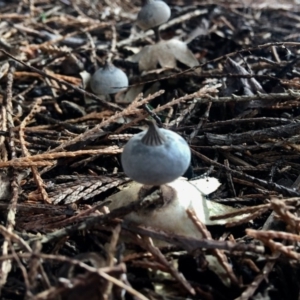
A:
137 0 171 31
90 64 128 95
121 123 191 186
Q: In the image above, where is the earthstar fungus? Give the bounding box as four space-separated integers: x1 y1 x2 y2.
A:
121 121 191 186
137 0 171 42
90 62 128 95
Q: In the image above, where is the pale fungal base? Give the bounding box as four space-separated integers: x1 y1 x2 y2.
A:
107 177 246 287
107 177 247 234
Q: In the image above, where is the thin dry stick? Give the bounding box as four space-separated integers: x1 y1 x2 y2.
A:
235 256 278 300
0 49 121 110
84 31 97 70
102 224 121 300
139 236 196 295
225 207 270 227
107 24 117 63
192 149 300 197
124 41 300 87
121 221 265 254
246 229 300 243
94 269 149 300
0 250 148 300
210 203 270 221
46 90 164 153
27 23 111 50
0 147 122 168
0 252 122 270
224 159 237 197
0 144 8 162
0 61 18 290
117 9 208 47
19 99 51 203
247 226 300 260
30 200 122 245
198 89 300 105
114 85 220 134
30 285 65 300
47 202 112 226
27 242 45 293
187 209 239 286
9 240 32 298
242 230 296 300
262 239 300 260
0 218 144 299
270 198 300 231
0 91 7 161
0 161 55 168
0 225 32 252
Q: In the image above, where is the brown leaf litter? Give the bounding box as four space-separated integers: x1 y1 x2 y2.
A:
1 0 300 299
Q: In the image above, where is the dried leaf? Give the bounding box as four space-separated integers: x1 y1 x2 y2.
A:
128 39 199 71
167 39 199 68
